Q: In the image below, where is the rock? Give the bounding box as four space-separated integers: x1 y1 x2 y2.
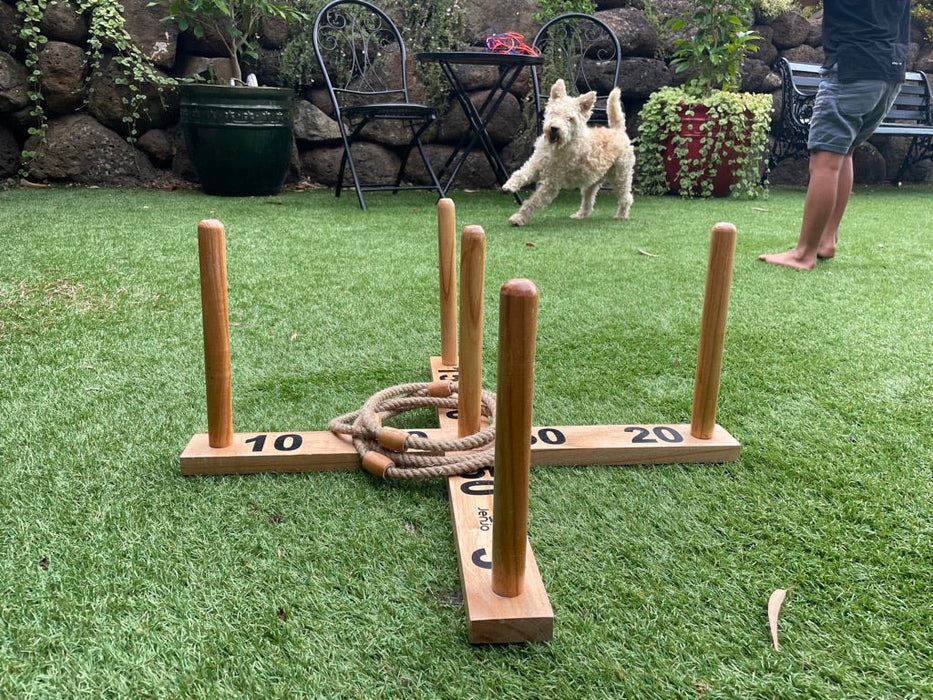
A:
780 45 824 64
770 10 812 50
618 57 672 99
407 144 499 190
292 99 341 143
0 3 23 55
249 47 284 88
40 0 88 44
170 127 198 182
852 141 886 184
259 15 289 50
179 56 237 84
915 42 933 74
0 125 20 178
120 0 180 71
740 59 780 94
37 41 87 114
3 105 40 140
751 26 779 66
136 127 174 167
435 89 522 147
87 55 178 136
0 51 29 113
768 156 809 186
300 141 400 187
599 8 657 58
22 113 158 186
804 10 823 47
303 87 335 118
461 0 540 47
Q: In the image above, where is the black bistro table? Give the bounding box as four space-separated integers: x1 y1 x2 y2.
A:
416 51 543 199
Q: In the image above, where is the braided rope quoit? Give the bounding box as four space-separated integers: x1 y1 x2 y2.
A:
328 381 496 480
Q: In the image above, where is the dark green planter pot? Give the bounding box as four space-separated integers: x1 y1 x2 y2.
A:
180 84 294 196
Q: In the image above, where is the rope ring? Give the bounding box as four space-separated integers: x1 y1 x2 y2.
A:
485 31 542 56
328 381 496 480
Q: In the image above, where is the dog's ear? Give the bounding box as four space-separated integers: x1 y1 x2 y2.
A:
550 79 567 100
578 91 597 117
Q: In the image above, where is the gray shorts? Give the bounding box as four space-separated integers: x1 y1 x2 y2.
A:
807 65 903 154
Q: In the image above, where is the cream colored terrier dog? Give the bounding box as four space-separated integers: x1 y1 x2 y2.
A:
503 79 635 227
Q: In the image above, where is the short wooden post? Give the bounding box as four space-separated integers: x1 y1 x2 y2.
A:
438 199 458 367
197 219 233 448
691 222 737 439
458 225 485 437
491 279 538 598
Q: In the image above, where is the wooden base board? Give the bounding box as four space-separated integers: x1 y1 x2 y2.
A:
446 468 554 643
180 422 740 475
431 358 552 643
178 358 741 644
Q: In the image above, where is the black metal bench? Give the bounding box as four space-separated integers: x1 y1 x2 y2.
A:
769 58 933 182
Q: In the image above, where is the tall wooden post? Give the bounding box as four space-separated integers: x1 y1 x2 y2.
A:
491 279 539 598
458 225 485 437
197 219 233 448
691 222 737 439
437 199 458 367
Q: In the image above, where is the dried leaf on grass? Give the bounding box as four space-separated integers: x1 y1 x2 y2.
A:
768 586 795 650
638 249 659 257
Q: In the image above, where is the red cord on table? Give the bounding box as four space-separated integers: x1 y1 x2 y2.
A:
484 32 541 56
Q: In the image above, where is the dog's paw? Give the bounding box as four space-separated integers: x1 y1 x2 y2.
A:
501 179 518 194
508 213 526 227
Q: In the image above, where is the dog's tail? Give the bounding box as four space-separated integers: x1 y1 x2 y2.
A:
607 87 625 130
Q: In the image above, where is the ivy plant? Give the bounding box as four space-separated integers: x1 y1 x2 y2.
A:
637 85 772 198
16 0 175 170
637 0 771 198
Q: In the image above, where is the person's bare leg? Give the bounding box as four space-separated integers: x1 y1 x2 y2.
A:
816 152 853 259
760 149 848 270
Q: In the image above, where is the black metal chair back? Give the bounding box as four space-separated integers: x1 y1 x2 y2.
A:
313 0 442 209
531 13 622 132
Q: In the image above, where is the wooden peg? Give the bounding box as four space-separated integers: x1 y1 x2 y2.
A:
197 219 233 448
458 225 485 437
691 222 737 439
438 199 458 367
492 279 539 598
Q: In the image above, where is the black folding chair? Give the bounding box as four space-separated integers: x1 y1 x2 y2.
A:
531 13 622 133
313 0 443 209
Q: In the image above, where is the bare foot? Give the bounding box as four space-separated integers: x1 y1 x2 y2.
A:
817 233 837 260
758 249 816 270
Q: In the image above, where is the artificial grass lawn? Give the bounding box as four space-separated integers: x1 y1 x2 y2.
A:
1 184 931 698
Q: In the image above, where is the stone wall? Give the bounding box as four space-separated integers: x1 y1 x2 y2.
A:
1 0 932 189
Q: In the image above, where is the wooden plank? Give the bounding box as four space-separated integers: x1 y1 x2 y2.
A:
432 356 552 643
180 422 739 474
446 469 553 643
180 422 739 475
180 357 739 475
427 395 551 641
180 430 359 475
